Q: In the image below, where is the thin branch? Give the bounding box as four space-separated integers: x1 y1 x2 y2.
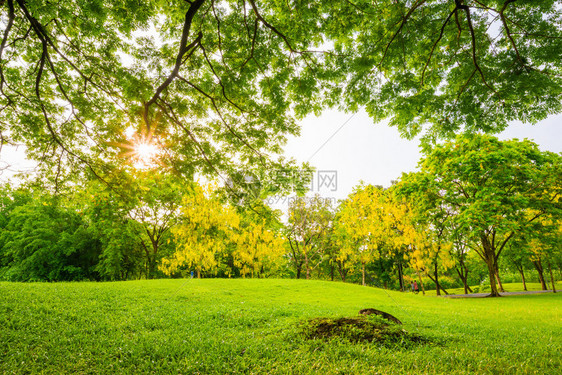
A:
143 0 206 130
0 0 15 101
379 0 427 67
453 68 476 107
144 32 203 128
240 18 258 70
498 0 528 69
457 0 497 94
156 99 224 179
176 75 263 164
421 6 457 86
197 42 253 115
248 0 294 52
210 0 229 69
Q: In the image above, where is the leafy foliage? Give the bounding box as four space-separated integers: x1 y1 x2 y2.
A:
161 183 286 278
162 183 240 277
320 0 562 140
397 134 562 295
334 185 416 286
0 0 323 181
2 0 561 181
286 195 335 279
0 188 100 281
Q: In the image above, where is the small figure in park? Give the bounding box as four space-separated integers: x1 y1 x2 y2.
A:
411 282 415 292
414 281 419 294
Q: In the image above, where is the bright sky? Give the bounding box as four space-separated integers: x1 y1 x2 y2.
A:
281 110 562 206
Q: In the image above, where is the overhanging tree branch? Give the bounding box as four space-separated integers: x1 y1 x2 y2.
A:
143 0 206 130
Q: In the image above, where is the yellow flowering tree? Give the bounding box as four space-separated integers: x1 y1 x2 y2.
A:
233 221 286 278
160 184 239 278
286 195 334 279
335 185 417 287
161 183 287 278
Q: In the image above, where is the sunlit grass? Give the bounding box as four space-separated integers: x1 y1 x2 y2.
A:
0 279 560 374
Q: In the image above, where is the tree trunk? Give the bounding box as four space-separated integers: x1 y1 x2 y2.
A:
144 232 160 279
433 262 441 296
196 269 201 278
481 236 500 297
495 271 505 292
416 269 425 296
456 263 472 294
427 272 449 295
485 259 501 296
296 265 302 279
148 260 156 279
532 260 547 290
361 263 366 286
330 263 334 281
494 261 505 292
337 260 347 282
517 265 527 291
397 260 404 292
547 260 556 293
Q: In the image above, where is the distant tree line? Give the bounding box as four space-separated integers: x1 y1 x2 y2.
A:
1 135 560 297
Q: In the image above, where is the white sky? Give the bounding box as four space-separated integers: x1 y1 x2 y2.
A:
0 144 36 183
281 110 562 205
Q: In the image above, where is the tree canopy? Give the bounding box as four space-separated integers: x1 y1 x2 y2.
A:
321 0 562 139
0 0 323 181
1 0 561 180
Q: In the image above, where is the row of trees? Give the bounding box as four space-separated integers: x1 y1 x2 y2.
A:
1 135 560 297
0 170 283 281
283 135 562 296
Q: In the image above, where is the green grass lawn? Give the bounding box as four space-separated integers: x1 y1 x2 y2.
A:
1 279 560 374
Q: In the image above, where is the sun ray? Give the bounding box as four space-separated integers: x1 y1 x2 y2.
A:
115 126 163 170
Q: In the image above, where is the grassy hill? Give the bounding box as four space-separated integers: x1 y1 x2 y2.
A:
1 279 560 374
